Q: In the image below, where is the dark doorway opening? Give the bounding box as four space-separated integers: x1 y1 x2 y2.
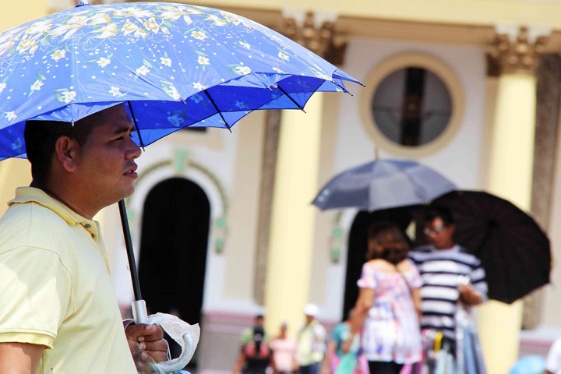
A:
342 208 416 321
138 177 210 368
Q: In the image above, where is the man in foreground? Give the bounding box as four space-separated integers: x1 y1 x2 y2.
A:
0 105 168 373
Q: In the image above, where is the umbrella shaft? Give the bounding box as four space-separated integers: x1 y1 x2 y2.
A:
118 199 143 301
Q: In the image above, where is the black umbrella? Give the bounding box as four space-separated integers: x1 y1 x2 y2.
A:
414 190 551 304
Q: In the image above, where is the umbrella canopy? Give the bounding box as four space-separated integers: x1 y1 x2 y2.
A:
414 190 551 304
0 1 360 160
312 158 456 211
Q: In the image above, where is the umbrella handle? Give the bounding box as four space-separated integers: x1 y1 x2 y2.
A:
132 301 195 373
132 299 149 324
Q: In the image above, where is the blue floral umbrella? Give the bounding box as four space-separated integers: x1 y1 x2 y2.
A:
0 1 359 160
0 2 360 372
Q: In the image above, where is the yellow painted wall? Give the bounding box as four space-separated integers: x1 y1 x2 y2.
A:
189 0 561 29
0 1 47 211
1 1 47 30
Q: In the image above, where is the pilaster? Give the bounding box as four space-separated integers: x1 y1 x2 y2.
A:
479 25 550 374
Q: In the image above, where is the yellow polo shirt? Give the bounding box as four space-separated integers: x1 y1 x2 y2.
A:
0 187 136 373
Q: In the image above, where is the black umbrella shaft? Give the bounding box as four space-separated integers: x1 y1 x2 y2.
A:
118 199 142 301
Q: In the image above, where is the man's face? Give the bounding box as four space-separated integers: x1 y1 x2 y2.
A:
74 104 141 209
424 217 455 249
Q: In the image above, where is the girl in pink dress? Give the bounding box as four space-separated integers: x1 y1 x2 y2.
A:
345 223 422 374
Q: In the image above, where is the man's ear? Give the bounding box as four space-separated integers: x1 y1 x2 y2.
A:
54 136 79 172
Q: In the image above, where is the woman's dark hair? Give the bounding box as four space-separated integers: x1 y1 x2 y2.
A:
252 325 265 352
366 222 410 265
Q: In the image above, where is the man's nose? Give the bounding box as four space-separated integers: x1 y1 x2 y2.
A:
127 138 142 159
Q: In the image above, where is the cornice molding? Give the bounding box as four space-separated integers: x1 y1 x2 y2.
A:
280 11 348 65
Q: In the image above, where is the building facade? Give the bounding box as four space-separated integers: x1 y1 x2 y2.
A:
3 1 561 373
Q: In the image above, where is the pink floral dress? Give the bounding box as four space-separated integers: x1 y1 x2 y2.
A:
357 259 422 364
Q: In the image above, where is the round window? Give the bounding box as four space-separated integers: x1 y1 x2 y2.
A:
359 53 464 156
370 67 452 147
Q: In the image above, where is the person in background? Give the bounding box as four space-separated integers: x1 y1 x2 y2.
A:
0 105 168 373
297 303 327 374
232 326 276 374
240 314 269 346
346 222 422 374
409 205 487 370
545 337 561 374
322 309 368 374
269 322 299 374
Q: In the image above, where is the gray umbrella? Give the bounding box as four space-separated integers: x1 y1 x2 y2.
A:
312 158 456 211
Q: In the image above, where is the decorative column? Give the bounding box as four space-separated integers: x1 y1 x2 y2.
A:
479 25 548 374
263 11 347 336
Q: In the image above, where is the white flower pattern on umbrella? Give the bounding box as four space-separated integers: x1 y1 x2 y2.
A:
136 65 150 76
193 82 206 91
109 86 125 97
234 65 251 75
51 50 67 61
97 57 111 67
160 56 172 67
55 89 77 104
197 55 210 66
30 79 44 92
191 30 207 40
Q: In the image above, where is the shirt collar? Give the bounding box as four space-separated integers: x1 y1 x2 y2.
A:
9 187 100 241
429 243 460 252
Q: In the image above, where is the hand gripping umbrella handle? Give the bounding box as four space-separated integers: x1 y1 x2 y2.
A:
132 301 196 373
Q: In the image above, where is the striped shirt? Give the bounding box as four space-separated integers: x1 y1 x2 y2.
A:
409 244 487 340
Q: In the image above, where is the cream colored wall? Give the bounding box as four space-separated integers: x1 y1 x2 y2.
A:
0 160 32 215
186 0 561 29
312 93 345 321
0 1 46 211
223 111 266 301
1 1 47 30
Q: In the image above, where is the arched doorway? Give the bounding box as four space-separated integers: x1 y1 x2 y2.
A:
342 208 415 320
138 177 210 364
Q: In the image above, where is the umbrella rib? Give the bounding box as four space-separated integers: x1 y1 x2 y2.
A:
203 91 232 133
126 101 146 150
277 85 306 112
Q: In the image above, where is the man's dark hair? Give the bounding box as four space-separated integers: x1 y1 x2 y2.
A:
424 205 455 226
366 222 409 265
24 113 102 187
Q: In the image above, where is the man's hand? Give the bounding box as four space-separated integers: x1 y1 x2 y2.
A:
125 323 169 363
459 284 483 306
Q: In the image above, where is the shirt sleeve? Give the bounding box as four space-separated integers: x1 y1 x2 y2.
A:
0 247 72 349
357 262 377 290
